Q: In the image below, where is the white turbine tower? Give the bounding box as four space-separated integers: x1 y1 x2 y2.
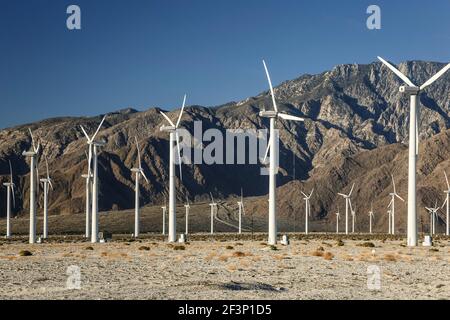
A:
184 196 190 235
368 204 375 234
131 137 149 238
209 193 217 235
388 174 404 235
301 189 314 235
441 171 450 236
387 209 392 234
159 95 186 243
3 161 15 238
338 184 355 235
39 156 53 239
22 129 40 244
350 202 356 234
81 151 92 239
161 197 167 236
335 209 340 234
237 188 245 234
425 202 440 236
378 56 450 246
259 60 305 245
80 115 107 243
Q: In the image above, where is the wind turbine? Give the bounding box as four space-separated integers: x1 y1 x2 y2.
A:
388 174 404 235
81 151 92 239
162 195 167 235
22 128 40 244
80 115 107 243
378 56 450 246
387 209 392 234
209 193 217 235
184 196 190 235
301 189 314 235
237 188 245 234
368 204 375 234
425 202 440 236
3 160 15 238
159 95 186 243
441 171 450 236
350 202 356 234
131 137 149 238
259 60 305 245
338 184 355 235
335 209 340 234
39 156 53 239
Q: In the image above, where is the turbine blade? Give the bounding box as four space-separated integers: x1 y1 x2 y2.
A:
309 188 314 198
49 179 54 191
388 198 393 208
445 171 450 190
337 193 346 197
210 192 214 204
348 183 355 196
45 157 50 180
80 125 91 142
416 108 419 156
262 139 271 164
420 62 450 90
301 191 308 198
9 160 13 183
28 128 36 151
141 170 149 184
135 136 141 169
92 115 107 141
11 184 16 208
441 197 448 209
377 56 416 87
391 174 396 194
160 111 175 127
262 60 278 112
176 132 183 182
395 194 405 202
278 113 305 122
88 145 93 177
176 94 187 128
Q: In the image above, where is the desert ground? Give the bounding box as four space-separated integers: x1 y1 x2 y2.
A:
0 234 449 300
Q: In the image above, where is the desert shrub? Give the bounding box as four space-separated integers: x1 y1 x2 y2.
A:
173 245 185 251
138 246 150 251
311 250 324 257
383 254 396 261
232 251 246 257
316 246 325 252
269 245 278 251
85 246 94 251
358 242 375 248
323 252 334 260
225 246 234 250
429 248 439 252
336 240 344 247
19 250 32 257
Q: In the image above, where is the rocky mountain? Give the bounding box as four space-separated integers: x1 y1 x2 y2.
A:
0 60 449 232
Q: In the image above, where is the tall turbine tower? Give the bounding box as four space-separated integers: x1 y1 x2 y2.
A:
237 188 245 234
159 95 186 243
80 115 107 243
442 172 450 236
388 174 404 235
425 203 439 236
81 152 93 239
387 210 392 234
338 184 355 235
161 195 167 235
39 157 53 239
131 137 149 238
301 189 314 235
259 60 305 245
335 209 340 234
378 57 450 246
3 161 15 238
209 193 217 235
368 204 374 234
350 202 356 234
184 196 190 235
22 129 40 244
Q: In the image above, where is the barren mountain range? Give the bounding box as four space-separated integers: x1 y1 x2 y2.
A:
1 60 449 233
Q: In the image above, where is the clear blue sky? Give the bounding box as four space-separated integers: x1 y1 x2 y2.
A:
1 0 449 129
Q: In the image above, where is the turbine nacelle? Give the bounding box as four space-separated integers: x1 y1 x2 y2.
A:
160 125 177 132
399 85 420 95
259 110 278 118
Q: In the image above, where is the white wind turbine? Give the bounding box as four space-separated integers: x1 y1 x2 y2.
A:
184 196 190 235
338 184 355 235
22 128 40 244
131 137 149 238
209 193 218 235
301 189 314 235
81 151 92 239
368 204 375 234
335 209 340 234
3 160 15 238
388 174 404 235
260 60 305 245
425 202 440 236
39 156 53 239
378 56 450 246
387 209 392 234
80 115 107 243
237 188 245 234
159 95 186 243
441 171 450 236
161 194 167 235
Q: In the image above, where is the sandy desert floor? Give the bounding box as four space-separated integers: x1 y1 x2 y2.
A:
0 235 449 300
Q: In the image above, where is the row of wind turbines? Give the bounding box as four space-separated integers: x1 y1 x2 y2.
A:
3 57 450 246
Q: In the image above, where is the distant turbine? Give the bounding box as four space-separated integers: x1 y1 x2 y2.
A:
131 137 149 238
22 128 40 244
388 174 404 235
184 196 190 235
441 171 450 236
301 189 314 235
338 184 355 235
425 202 440 236
80 115 107 243
350 202 356 234
368 204 375 234
209 193 218 235
159 95 187 243
3 160 15 238
39 156 53 239
378 56 450 246
259 60 305 245
335 209 340 234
